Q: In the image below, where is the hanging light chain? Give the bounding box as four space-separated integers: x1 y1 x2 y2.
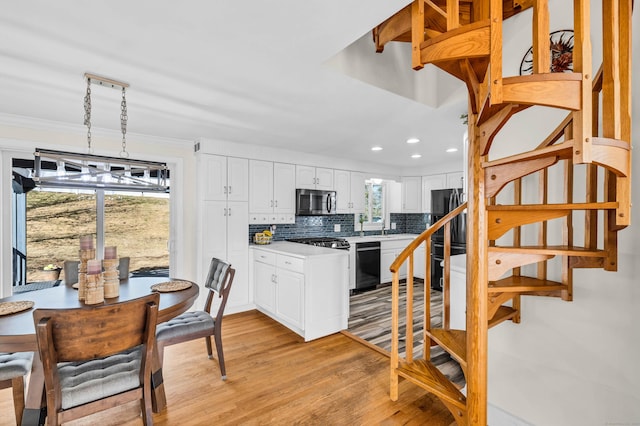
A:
84 78 92 152
120 87 129 157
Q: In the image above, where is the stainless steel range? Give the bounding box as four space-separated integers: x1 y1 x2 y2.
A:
287 237 350 250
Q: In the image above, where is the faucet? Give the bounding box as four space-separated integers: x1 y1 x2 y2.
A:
381 220 385 236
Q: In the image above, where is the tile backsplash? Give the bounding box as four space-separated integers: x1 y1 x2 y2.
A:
248 213 430 242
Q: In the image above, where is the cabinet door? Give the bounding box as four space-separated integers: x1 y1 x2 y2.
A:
254 260 276 314
200 154 228 201
446 171 464 189
349 171 365 214
201 200 228 260
315 167 334 190
249 160 274 214
276 269 305 329
422 174 446 213
295 165 316 189
334 169 351 213
380 250 395 284
414 244 427 280
226 201 249 308
402 176 422 213
227 157 249 201
273 163 296 214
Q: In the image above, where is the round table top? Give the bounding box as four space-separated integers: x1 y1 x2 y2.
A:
0 277 199 352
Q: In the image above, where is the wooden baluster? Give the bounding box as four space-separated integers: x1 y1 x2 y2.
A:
446 0 459 31
424 238 432 358
443 222 451 330
563 126 575 301
572 0 593 165
532 0 550 74
489 0 503 105
406 253 414 363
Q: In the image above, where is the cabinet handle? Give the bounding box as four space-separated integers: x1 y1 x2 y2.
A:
228 185 232 194
228 207 232 216
274 200 278 208
284 261 291 265
270 200 274 207
223 208 228 216
224 185 228 194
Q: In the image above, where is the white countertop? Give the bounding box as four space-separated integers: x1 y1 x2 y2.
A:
250 241 348 259
345 233 419 244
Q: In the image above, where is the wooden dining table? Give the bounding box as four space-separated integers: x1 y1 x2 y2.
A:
0 276 199 426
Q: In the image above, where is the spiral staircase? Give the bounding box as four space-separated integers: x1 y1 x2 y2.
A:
373 1 633 424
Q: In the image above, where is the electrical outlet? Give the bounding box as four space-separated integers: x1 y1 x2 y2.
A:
391 222 396 230
334 224 341 232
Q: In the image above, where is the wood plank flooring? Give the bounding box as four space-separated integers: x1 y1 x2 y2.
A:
0 310 454 425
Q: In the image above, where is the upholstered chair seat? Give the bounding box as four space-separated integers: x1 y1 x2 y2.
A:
0 351 33 425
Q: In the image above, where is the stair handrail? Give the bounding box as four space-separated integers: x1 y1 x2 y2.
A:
390 202 467 274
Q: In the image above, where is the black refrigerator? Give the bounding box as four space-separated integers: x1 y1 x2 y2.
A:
430 188 466 290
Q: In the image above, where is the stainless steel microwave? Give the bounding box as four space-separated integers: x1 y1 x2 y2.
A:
295 189 336 216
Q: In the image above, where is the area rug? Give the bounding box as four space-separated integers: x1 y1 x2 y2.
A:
347 281 465 388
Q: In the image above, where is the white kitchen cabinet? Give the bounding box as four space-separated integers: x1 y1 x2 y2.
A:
253 252 276 313
380 239 410 283
422 174 446 213
201 200 249 311
334 170 365 214
249 160 295 224
446 171 464 189
252 244 348 341
401 176 422 213
296 165 334 190
198 153 250 314
414 243 427 280
199 154 248 201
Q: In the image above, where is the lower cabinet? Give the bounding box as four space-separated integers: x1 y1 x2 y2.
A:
380 239 411 283
252 246 348 341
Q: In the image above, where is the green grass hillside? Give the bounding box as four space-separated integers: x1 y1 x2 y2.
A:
25 191 169 282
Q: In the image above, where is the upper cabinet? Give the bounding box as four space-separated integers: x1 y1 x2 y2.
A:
334 170 365 214
296 165 334 190
421 174 446 213
446 171 464 189
249 160 295 224
199 154 248 201
401 176 422 213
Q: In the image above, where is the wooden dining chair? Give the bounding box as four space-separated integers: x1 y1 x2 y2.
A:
33 293 159 426
156 257 235 380
0 352 33 425
62 260 79 285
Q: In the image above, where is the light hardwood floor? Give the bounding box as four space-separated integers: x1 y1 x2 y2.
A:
0 310 455 425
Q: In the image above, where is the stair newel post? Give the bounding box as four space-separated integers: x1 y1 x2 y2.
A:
466 106 489 424
616 0 632 228
572 0 593 166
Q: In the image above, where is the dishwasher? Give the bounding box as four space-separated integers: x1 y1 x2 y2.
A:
355 241 381 291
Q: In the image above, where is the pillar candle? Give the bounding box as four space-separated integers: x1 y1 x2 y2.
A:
87 259 102 275
80 235 94 250
104 246 117 259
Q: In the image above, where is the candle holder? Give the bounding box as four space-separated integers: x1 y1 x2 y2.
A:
102 258 119 298
84 272 104 305
77 248 96 301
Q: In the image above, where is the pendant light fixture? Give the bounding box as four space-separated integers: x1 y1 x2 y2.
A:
32 73 169 192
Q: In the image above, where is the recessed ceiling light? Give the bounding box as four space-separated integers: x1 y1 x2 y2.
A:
446 148 458 153
411 154 422 159
406 138 420 144
371 146 383 151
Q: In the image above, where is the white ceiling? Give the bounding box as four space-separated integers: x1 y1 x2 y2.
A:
1 1 471 169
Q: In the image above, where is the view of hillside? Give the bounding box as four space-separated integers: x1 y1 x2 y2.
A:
25 191 169 282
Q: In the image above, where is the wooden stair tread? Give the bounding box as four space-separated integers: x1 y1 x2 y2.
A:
487 202 618 211
489 276 567 293
483 141 573 168
427 329 467 369
489 245 607 257
488 306 518 328
396 359 466 410
419 20 490 66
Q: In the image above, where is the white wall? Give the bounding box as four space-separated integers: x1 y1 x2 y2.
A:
0 117 197 298
482 3 640 424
